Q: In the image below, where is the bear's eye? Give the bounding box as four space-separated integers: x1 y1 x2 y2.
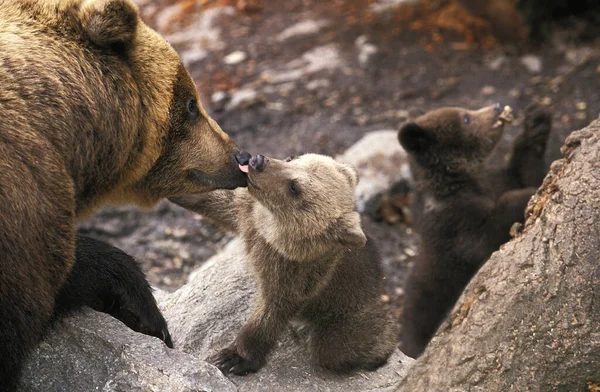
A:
289 181 298 194
463 114 471 124
187 98 199 117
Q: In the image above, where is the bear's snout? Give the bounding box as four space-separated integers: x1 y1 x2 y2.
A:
250 154 269 172
235 151 252 166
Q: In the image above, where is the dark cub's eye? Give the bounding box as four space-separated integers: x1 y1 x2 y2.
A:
463 114 471 124
187 98 199 117
289 181 298 194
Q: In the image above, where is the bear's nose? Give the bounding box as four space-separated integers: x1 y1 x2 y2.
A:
250 154 268 172
235 150 252 166
493 103 503 113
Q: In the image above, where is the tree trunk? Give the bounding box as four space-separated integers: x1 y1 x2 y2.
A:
398 119 600 392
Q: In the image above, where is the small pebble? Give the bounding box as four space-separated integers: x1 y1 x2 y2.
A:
520 55 542 73
576 101 587 111
405 248 416 257
480 85 496 96
223 50 247 65
509 89 521 98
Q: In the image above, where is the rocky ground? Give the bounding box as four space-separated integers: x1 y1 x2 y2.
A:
80 0 600 322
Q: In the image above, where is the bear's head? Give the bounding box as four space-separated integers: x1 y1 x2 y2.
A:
398 104 511 175
246 154 367 261
77 0 249 206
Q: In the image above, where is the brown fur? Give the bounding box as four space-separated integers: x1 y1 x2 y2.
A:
455 0 527 41
398 104 551 358
171 154 397 375
0 1 248 390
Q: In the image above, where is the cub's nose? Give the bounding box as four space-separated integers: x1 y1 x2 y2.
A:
235 150 252 166
493 103 503 113
250 154 268 172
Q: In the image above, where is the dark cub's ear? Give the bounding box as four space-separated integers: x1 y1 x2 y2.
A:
80 0 139 50
398 123 435 153
334 212 367 249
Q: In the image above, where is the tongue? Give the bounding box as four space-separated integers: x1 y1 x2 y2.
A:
239 164 249 173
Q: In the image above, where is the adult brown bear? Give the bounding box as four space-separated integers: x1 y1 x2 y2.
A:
0 1 249 390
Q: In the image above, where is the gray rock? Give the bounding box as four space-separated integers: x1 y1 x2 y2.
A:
520 54 543 74
223 50 248 65
166 7 236 50
356 35 379 67
262 44 342 84
161 239 413 392
18 310 236 392
370 0 420 14
277 20 330 42
226 88 262 111
211 90 230 111
336 130 410 211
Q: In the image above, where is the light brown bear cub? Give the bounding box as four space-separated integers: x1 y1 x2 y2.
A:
172 154 398 375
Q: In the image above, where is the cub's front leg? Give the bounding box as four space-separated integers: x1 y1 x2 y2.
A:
169 190 239 233
213 293 300 375
507 103 552 188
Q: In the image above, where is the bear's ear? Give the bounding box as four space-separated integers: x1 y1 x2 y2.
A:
80 0 139 50
337 163 360 188
398 122 435 153
335 212 367 249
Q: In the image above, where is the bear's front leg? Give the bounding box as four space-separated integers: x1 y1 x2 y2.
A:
53 235 173 348
213 294 300 376
507 103 552 188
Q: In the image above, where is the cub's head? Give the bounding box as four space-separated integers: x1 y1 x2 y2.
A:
398 104 512 174
78 0 249 205
246 154 367 260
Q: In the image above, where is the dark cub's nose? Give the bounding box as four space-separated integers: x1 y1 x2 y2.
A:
235 151 252 166
250 154 268 172
493 103 503 113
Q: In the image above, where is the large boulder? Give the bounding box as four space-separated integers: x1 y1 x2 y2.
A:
18 310 236 392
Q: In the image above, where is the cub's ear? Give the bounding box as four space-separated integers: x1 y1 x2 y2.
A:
80 0 139 50
398 122 435 153
335 212 367 249
337 163 360 188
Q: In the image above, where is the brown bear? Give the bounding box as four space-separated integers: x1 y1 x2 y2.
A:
398 103 551 358
0 1 250 390
171 154 398 375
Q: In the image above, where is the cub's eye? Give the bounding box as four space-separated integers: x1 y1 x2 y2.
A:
187 98 199 116
463 114 471 124
289 181 298 194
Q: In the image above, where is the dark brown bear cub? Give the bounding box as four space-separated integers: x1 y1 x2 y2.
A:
398 104 551 358
172 154 398 375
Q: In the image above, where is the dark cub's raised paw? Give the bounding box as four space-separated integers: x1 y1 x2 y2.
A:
212 346 263 376
522 103 552 145
53 235 173 348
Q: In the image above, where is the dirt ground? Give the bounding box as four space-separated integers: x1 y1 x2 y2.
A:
80 0 600 321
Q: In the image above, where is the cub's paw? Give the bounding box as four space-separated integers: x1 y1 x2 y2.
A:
523 103 552 142
212 346 263 376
